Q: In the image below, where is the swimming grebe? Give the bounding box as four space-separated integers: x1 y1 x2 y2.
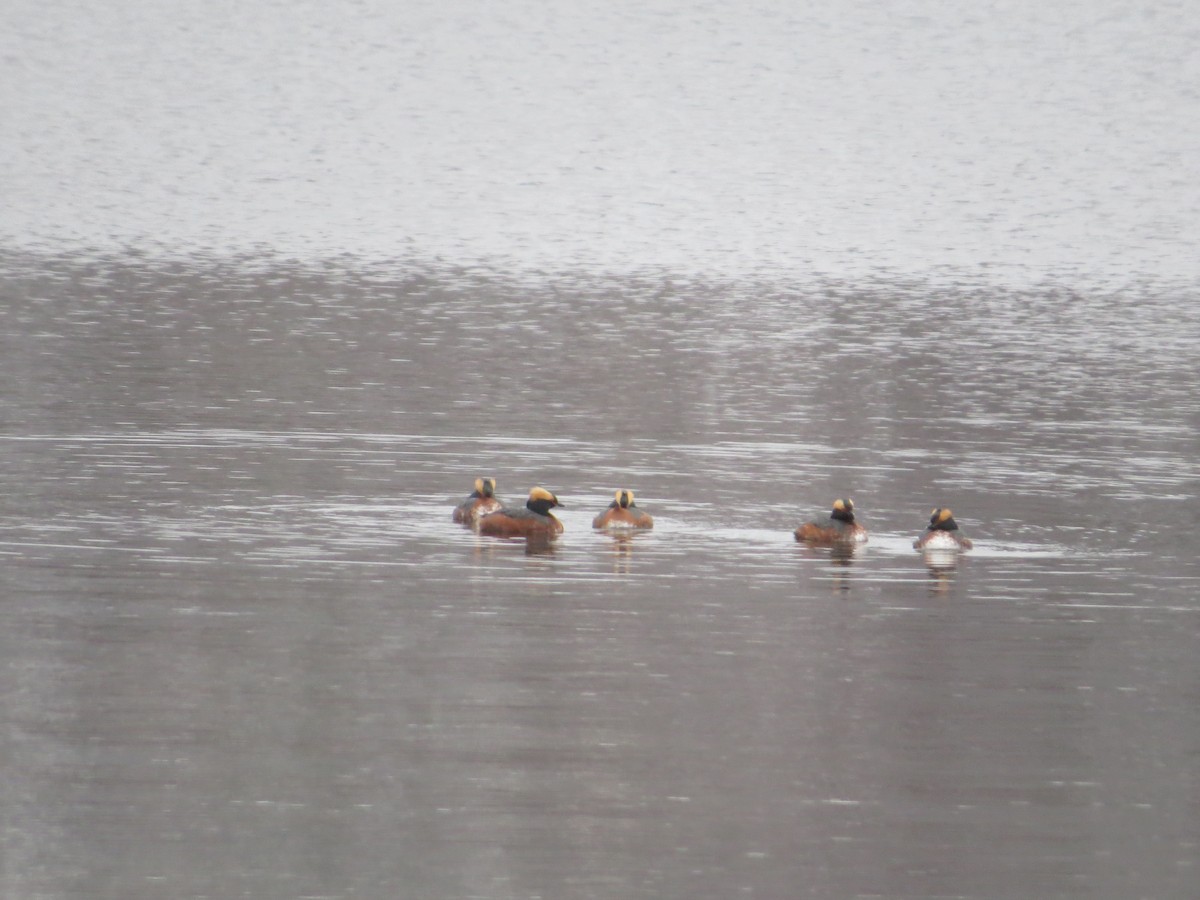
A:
452 477 501 526
592 489 654 530
794 498 868 545
477 486 565 538
914 508 973 550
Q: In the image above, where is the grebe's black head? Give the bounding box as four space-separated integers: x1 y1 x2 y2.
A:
615 489 634 509
830 498 855 523
475 477 496 498
928 508 958 531
526 486 562 516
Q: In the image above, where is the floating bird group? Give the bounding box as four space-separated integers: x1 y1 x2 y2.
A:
452 479 973 552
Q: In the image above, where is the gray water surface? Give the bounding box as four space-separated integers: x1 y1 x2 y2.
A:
2 254 1198 898
3 0 1200 895
3 0 1199 287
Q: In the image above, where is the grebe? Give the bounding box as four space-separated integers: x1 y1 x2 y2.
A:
452 477 501 527
477 486 565 538
914 508 973 550
794 498 868 546
592 489 653 530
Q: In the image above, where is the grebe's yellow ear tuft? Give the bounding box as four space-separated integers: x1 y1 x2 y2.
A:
832 499 845 512
529 486 558 504
846 498 854 510
938 508 954 523
474 478 485 495
930 507 939 517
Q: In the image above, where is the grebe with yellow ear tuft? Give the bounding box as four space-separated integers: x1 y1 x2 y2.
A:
452 477 502 526
914 508 973 550
592 489 654 530
477 486 565 538
794 498 868 546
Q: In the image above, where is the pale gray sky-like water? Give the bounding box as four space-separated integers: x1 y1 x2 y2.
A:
2 0 1198 287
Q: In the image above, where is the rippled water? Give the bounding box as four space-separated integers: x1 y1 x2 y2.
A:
2 252 1198 898
4 0 1200 287
3 0 1200 895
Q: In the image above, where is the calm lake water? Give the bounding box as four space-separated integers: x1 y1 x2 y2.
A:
3 0 1199 898
2 254 1197 898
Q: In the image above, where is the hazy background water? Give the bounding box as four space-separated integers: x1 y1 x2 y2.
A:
2 1 1200 898
4 0 1199 286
